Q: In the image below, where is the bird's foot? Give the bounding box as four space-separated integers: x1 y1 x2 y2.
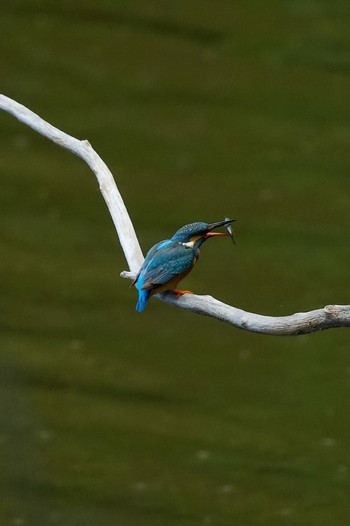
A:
173 289 193 299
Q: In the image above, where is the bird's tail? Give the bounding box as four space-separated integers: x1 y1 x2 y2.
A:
136 289 151 313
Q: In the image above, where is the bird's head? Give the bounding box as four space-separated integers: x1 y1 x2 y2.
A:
171 219 235 247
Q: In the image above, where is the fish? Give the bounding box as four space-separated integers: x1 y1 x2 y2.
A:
225 217 236 244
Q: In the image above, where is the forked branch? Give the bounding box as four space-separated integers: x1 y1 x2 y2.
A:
1 94 349 335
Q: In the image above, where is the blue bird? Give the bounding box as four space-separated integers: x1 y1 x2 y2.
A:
133 219 235 312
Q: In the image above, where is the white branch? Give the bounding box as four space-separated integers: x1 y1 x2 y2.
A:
0 95 143 273
1 94 349 335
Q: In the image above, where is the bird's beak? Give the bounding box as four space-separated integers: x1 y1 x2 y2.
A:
204 231 227 237
205 218 236 240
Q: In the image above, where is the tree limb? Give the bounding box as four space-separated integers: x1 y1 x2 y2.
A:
1 94 349 335
0 95 144 273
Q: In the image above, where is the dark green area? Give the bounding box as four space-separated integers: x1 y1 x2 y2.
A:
1 1 350 524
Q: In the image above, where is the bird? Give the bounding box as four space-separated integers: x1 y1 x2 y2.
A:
132 219 235 312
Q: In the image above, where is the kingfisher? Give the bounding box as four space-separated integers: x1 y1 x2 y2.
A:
133 219 235 312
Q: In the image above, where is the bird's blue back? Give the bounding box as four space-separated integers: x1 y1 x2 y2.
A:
134 238 196 312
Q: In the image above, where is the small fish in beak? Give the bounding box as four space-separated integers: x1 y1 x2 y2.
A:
224 217 236 243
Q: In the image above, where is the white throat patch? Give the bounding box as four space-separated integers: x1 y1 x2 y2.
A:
180 241 195 249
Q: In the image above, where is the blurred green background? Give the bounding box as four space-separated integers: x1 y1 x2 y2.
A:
1 1 350 524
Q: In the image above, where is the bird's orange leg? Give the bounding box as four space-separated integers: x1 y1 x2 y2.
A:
173 289 193 299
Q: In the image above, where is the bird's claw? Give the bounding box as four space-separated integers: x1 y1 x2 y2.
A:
173 289 193 299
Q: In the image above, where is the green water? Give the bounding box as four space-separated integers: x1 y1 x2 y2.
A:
1 1 350 524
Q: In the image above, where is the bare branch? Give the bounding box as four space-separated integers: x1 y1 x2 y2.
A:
1 94 349 335
0 95 143 273
120 271 350 335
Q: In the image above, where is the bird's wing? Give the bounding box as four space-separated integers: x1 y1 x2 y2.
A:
131 239 172 288
140 243 195 290
133 240 173 286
